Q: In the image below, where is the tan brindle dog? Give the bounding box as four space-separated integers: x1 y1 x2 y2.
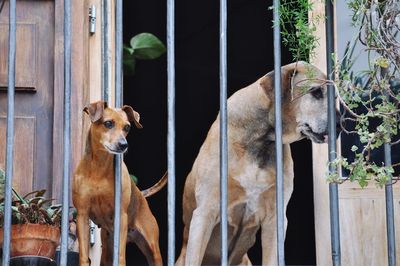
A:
73 101 166 266
176 62 339 265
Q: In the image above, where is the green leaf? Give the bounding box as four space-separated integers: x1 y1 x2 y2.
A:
129 33 166 60
130 174 138 184
375 57 389 68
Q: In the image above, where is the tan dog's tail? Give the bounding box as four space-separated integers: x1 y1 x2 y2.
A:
141 171 168 197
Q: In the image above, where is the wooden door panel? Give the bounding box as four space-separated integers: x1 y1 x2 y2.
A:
0 116 35 194
0 0 55 196
0 22 37 91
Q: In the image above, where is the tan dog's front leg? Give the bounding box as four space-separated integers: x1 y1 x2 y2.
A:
77 211 91 266
185 207 218 265
261 213 278 266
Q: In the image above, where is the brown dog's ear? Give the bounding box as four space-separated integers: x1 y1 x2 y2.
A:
83 101 108 122
122 105 143 129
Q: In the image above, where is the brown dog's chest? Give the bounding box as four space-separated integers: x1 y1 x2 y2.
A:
88 194 116 230
83 176 129 231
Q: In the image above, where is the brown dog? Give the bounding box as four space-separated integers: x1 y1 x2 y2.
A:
72 101 166 266
176 62 339 265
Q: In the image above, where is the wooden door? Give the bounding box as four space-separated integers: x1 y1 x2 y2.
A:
0 0 56 196
0 0 88 201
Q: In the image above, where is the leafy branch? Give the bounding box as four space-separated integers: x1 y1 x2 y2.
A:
279 0 400 187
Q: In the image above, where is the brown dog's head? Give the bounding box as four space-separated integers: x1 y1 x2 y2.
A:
83 101 142 154
260 61 340 144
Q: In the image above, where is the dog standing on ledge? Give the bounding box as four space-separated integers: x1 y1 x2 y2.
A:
176 62 340 265
73 101 166 266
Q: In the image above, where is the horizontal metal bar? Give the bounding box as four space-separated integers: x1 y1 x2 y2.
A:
167 0 176 263
2 0 17 265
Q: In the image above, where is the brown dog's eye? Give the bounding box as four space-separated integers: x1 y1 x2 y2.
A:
311 87 323 100
103 120 114 129
123 124 131 133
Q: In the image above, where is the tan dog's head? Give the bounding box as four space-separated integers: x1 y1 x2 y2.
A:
84 101 142 154
261 61 339 144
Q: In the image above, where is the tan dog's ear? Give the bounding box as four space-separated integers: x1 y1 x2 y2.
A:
83 101 108 122
259 63 298 100
122 105 143 129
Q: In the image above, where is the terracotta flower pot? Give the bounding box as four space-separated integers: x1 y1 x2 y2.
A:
0 223 60 259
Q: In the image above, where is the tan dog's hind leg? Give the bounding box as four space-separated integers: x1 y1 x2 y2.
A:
77 212 91 266
228 225 258 265
184 207 218 265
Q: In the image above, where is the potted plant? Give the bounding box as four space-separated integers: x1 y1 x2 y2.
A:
0 171 62 264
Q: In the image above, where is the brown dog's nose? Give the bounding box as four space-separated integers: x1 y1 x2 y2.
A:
118 140 128 151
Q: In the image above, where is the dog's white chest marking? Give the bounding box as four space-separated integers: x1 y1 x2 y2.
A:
233 164 273 215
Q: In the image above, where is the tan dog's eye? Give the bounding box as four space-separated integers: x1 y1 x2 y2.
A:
311 87 323 100
103 120 114 129
123 124 131 133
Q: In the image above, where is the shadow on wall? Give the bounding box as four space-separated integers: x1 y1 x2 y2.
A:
122 0 315 265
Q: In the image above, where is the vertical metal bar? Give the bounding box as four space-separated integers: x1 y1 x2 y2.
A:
60 0 72 264
272 0 285 265
113 0 123 265
219 0 228 265
2 0 16 265
384 143 396 266
325 1 341 265
101 0 110 102
167 0 176 264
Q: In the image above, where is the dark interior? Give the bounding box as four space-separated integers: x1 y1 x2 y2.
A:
123 0 316 265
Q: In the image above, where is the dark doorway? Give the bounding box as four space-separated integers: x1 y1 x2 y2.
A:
123 0 316 265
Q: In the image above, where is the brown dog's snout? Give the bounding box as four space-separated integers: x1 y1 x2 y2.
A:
117 138 128 151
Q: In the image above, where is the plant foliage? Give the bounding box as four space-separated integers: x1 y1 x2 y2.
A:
123 33 166 75
277 0 322 61
0 188 63 227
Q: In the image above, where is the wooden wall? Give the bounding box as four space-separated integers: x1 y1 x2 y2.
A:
310 1 400 265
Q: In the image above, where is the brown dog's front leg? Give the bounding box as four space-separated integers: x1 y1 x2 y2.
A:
118 212 128 266
77 211 91 266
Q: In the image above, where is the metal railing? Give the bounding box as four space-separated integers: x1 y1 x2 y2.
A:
325 2 341 266
2 0 16 264
0 1 396 266
167 0 176 264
